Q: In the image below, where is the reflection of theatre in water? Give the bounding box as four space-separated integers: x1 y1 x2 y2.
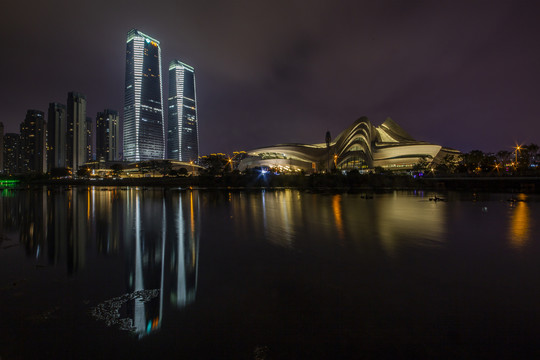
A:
124 190 200 338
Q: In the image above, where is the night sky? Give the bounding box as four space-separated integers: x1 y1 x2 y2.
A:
2 0 539 155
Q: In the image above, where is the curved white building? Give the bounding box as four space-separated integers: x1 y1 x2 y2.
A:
239 117 459 172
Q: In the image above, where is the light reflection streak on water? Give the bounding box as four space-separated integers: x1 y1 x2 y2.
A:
332 194 345 240
159 199 165 330
190 192 197 274
261 190 267 237
259 190 297 248
127 189 201 338
509 194 530 250
134 191 146 335
375 193 446 257
176 192 186 307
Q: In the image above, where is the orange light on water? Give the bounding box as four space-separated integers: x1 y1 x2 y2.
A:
509 194 530 249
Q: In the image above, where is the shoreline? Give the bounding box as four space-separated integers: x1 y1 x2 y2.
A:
4 174 539 193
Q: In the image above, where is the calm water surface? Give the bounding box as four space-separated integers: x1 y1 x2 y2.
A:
1 187 540 359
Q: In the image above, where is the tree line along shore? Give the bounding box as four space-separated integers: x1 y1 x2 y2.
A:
6 172 539 193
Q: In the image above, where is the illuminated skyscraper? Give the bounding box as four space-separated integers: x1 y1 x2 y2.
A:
66 92 87 170
20 110 46 173
167 60 199 162
124 29 164 162
96 109 120 161
86 116 93 162
47 102 67 170
3 133 20 174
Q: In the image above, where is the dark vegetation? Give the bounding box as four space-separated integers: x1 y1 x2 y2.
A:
2 146 540 193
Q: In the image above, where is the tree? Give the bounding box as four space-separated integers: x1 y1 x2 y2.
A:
178 168 188 176
148 160 161 176
496 150 512 164
412 156 430 175
50 167 70 178
434 155 460 175
77 167 90 178
199 155 229 175
459 150 497 174
160 160 172 176
524 143 539 167
111 164 123 177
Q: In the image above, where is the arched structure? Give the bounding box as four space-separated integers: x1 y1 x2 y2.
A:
238 117 459 172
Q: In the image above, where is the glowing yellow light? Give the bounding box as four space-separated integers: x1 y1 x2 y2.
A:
509 194 530 249
332 195 344 240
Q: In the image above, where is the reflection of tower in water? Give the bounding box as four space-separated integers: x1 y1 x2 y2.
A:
19 189 47 257
125 189 199 338
165 191 200 308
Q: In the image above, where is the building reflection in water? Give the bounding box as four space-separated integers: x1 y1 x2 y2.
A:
231 190 303 248
230 190 446 255
0 187 199 338
125 189 200 338
373 192 446 256
508 194 530 250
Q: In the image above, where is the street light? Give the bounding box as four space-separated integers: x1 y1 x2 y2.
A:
515 145 522 165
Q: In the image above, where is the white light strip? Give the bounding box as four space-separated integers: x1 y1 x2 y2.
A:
133 37 144 161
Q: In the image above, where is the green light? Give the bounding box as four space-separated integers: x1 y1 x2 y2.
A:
1 189 15 197
0 180 19 187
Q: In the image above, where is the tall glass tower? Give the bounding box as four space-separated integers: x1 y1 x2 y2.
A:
66 92 87 171
124 29 164 162
167 60 199 162
47 102 67 170
96 109 120 161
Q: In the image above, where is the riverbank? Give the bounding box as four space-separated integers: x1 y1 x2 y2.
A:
10 173 540 193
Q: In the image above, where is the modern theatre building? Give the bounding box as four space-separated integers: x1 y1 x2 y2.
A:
239 117 459 172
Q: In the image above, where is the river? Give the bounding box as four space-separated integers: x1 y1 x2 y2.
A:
0 187 539 358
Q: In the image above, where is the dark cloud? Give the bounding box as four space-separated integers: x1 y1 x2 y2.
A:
1 0 540 155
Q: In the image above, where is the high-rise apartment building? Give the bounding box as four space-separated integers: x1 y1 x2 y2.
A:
124 29 164 162
86 116 93 162
167 60 199 162
47 102 67 170
66 92 87 170
96 109 120 161
3 133 20 174
20 110 47 173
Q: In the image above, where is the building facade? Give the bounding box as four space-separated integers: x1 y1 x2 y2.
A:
96 109 120 161
124 29 164 162
19 110 47 173
239 117 460 173
3 133 20 174
47 102 67 170
167 60 199 162
66 92 88 170
86 116 93 162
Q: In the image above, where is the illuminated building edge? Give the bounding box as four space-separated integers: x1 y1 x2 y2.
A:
238 116 460 172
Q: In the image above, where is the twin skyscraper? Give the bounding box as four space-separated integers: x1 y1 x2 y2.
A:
124 29 199 163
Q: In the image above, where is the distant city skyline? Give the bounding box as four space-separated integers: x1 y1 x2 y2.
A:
2 1 540 154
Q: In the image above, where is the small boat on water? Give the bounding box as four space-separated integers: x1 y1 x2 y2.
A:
429 196 447 202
